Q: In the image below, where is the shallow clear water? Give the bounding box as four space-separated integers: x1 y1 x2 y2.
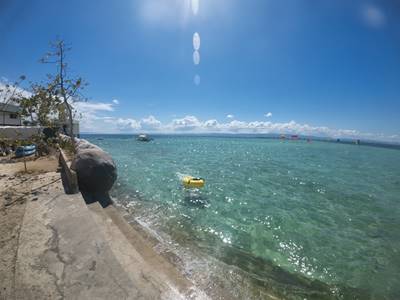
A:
86 135 400 299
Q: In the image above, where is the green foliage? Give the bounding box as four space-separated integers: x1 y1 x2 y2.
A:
2 39 87 156
58 136 75 156
18 82 64 127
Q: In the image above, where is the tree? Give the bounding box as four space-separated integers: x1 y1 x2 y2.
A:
0 76 26 124
40 39 87 151
18 82 62 126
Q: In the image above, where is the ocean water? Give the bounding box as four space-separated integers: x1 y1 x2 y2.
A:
86 135 400 299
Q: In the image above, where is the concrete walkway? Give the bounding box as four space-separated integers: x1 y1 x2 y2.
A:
14 177 201 299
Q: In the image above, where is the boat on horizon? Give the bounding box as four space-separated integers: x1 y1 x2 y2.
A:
137 134 152 142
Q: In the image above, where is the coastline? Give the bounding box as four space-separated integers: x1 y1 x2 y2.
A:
0 154 206 299
99 134 385 300
112 199 283 300
112 188 347 300
0 144 303 299
0 148 285 299
1 138 385 299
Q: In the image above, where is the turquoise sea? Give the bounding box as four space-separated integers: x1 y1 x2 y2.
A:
86 135 400 299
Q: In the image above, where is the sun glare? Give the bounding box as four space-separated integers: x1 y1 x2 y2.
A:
191 0 199 15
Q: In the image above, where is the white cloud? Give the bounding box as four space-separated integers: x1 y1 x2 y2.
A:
170 115 202 131
137 115 397 143
204 119 219 128
265 112 272 118
115 118 141 131
75 100 121 133
48 101 400 142
362 4 386 28
1 78 396 143
140 115 162 130
75 102 114 112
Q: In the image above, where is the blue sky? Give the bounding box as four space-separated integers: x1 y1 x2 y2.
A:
0 0 399 141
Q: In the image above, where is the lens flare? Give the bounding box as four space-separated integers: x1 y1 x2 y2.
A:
193 50 200 65
193 32 201 51
194 74 201 85
191 0 199 15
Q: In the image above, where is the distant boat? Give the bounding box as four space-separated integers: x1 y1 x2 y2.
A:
137 134 152 142
15 145 36 158
291 135 299 140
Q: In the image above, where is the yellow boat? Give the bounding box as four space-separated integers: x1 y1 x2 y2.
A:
182 176 205 188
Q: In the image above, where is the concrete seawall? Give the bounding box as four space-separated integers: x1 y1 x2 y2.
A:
58 147 79 194
9 140 205 299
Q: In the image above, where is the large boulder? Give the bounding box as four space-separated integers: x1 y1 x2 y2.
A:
75 138 102 151
71 148 117 194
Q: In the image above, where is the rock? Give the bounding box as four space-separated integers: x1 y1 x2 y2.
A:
76 139 102 152
71 149 117 194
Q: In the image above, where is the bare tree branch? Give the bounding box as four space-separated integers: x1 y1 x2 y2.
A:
39 38 87 152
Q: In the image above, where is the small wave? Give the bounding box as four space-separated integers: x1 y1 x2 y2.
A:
175 172 189 181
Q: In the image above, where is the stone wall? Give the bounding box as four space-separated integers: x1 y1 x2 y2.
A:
0 126 42 140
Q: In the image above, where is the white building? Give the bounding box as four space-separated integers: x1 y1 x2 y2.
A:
0 103 22 126
0 102 80 139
